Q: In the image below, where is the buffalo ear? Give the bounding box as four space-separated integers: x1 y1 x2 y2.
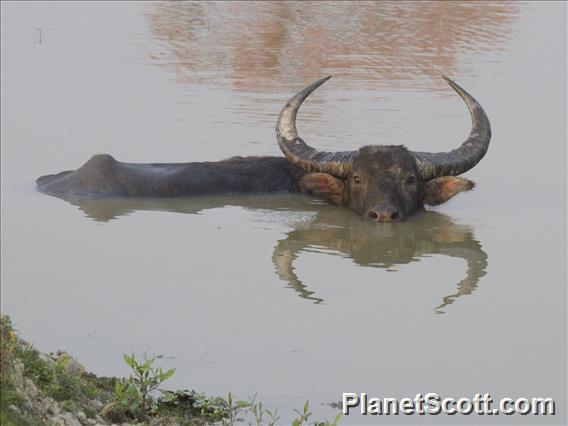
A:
423 176 475 206
299 173 348 205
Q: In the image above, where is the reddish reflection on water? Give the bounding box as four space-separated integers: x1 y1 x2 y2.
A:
146 1 519 92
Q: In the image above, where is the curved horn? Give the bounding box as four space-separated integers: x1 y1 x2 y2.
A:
413 76 492 180
276 76 356 177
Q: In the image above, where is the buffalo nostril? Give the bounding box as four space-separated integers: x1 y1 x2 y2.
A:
368 211 378 220
391 211 399 220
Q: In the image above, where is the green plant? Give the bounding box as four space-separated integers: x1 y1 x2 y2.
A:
292 401 312 426
159 389 229 422
0 315 18 380
0 316 46 425
223 391 250 425
315 411 342 426
112 353 175 420
248 393 280 426
13 345 88 403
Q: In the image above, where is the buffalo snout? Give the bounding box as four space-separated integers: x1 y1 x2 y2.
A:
367 205 401 222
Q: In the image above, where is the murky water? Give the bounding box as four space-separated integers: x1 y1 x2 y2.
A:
1 2 566 424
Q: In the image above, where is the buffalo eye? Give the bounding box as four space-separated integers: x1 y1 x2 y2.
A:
353 175 361 184
405 175 416 185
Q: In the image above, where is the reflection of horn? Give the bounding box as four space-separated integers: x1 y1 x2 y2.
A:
271 211 488 313
272 240 324 304
432 241 488 314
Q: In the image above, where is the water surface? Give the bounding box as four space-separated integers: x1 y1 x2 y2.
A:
1 2 566 424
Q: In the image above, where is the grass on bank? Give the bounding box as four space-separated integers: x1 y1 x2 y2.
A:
1 314 341 425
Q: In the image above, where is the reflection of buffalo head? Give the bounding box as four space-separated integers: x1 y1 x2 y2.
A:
272 209 487 313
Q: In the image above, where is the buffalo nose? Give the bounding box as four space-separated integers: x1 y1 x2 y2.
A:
367 208 400 222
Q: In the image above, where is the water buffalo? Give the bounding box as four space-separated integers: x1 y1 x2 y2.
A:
36 76 491 222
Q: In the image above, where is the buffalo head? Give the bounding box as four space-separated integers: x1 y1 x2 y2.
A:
276 76 491 221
